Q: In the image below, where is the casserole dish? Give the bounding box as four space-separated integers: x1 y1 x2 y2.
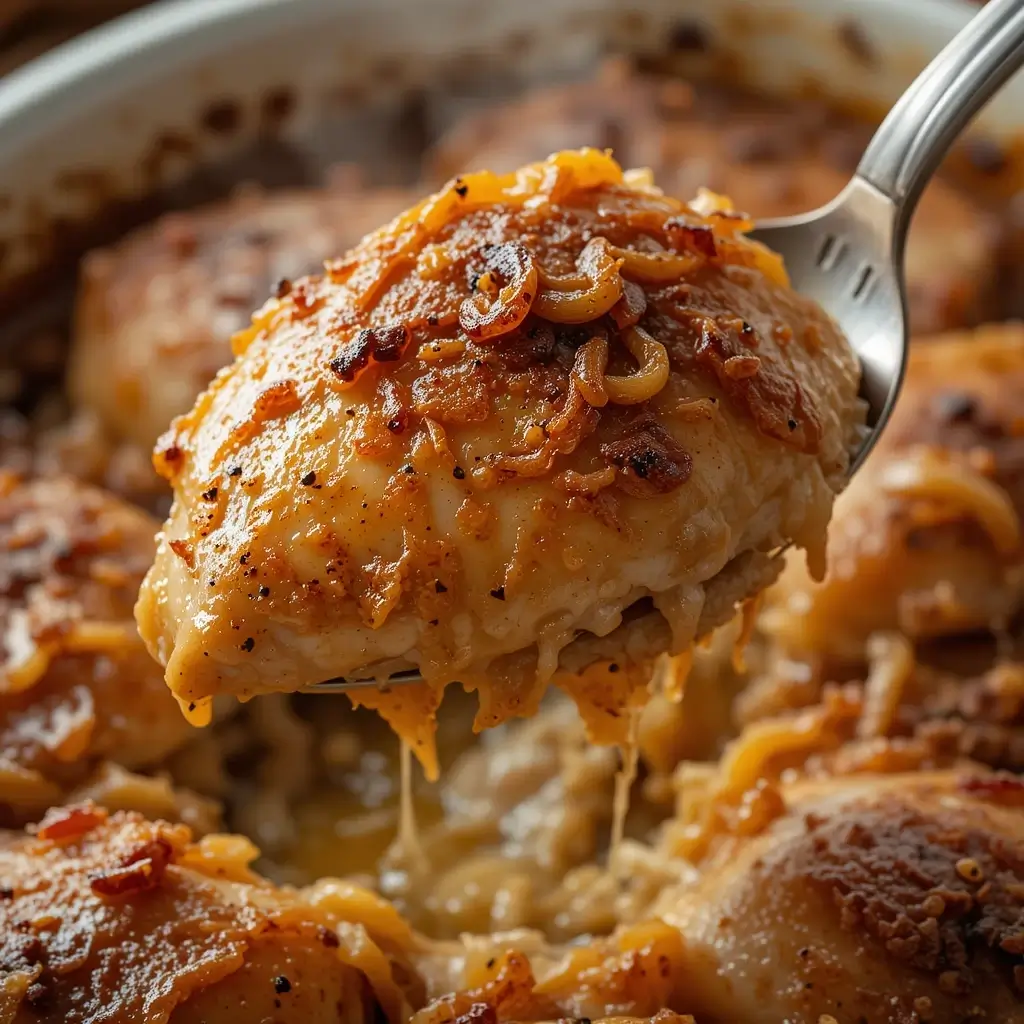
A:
3 2 1024 1023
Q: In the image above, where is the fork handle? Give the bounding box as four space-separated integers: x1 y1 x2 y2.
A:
856 0 1024 230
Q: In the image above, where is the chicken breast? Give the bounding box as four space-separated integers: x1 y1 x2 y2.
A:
653 769 1024 1024
0 802 420 1024
0 473 193 824
69 183 412 455
136 149 864 776
429 60 996 335
764 323 1024 664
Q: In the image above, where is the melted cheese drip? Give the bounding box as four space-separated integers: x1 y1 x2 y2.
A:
397 739 428 875
175 695 213 727
609 709 641 878
732 596 762 674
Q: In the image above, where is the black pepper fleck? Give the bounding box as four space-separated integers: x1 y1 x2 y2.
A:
435 580 448 593
201 486 218 501
228 465 242 477
401 464 416 475
609 663 620 673
275 277 293 299
490 586 506 600
273 975 292 994
301 471 317 486
240 637 255 652
787 419 798 431
454 180 469 198
452 466 466 480
258 585 270 597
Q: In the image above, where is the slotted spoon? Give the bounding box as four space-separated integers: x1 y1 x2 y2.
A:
314 0 1024 694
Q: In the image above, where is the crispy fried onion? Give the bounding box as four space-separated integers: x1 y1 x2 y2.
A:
533 237 624 324
571 334 611 408
879 446 1021 556
604 326 670 405
609 279 648 329
611 243 702 283
600 413 692 497
459 241 539 341
490 379 598 477
570 325 670 409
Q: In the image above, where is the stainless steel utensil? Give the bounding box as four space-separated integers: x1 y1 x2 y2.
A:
315 0 1024 694
751 0 1024 478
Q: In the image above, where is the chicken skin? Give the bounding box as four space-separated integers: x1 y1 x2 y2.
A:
0 803 420 1024
764 323 1024 665
136 149 863 774
69 183 412 456
654 769 1024 1024
0 473 193 825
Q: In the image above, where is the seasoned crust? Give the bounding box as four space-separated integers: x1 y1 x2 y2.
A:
655 771 1024 1024
764 323 1024 663
0 804 419 1024
137 150 862 774
69 182 413 455
0 473 193 824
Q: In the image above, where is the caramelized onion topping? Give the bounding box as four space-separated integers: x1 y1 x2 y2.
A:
459 242 539 341
534 237 624 324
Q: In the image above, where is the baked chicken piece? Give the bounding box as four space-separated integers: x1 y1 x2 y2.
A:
763 323 1024 665
0 472 193 825
653 768 1024 1024
0 802 420 1024
429 59 997 335
136 149 863 775
0 802 700 1024
69 182 412 456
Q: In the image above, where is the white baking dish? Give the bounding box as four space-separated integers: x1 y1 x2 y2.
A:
0 0 1011 298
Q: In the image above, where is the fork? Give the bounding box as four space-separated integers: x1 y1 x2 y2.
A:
752 0 1024 477
313 0 1024 695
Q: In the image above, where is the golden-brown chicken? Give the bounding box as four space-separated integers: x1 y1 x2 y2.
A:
136 149 863 775
763 323 1024 665
654 769 1024 1024
0 472 193 824
69 182 412 456
429 59 997 335
0 802 420 1024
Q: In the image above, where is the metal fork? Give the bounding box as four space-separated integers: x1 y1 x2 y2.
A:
313 0 1024 695
752 0 1024 477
